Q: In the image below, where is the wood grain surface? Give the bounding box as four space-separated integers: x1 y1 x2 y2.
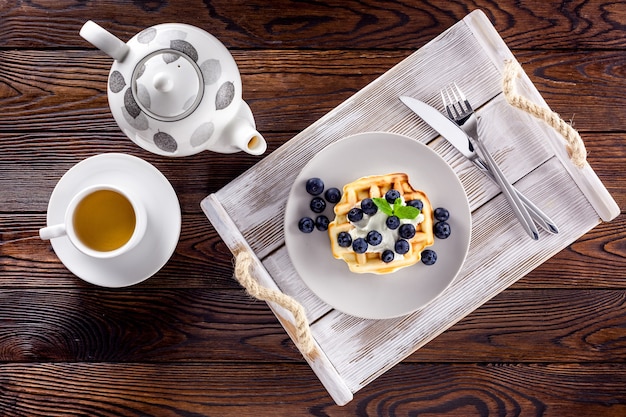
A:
0 0 624 415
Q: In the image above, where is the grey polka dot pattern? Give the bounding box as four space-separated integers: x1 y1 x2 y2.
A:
122 107 149 131
135 64 146 80
183 94 197 110
154 131 178 153
170 40 198 62
124 88 142 118
200 59 221 85
162 52 180 64
215 81 235 110
137 28 157 44
190 122 215 147
109 71 126 93
136 84 151 109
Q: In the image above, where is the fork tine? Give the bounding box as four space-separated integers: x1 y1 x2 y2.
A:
452 82 465 101
441 83 473 119
440 90 453 119
442 86 459 119
450 84 466 116
452 82 472 112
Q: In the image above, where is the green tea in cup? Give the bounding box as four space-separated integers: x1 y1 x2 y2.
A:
73 189 136 252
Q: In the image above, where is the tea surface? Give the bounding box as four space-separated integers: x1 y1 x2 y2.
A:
73 190 136 252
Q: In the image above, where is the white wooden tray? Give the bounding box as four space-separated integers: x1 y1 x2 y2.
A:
201 10 619 405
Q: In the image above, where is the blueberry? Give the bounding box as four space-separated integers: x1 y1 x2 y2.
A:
395 239 410 255
407 199 423 210
337 231 352 247
348 207 364 222
366 230 382 246
310 197 326 213
434 221 451 239
434 207 450 221
298 217 314 233
381 250 395 263
385 189 401 204
386 215 400 230
352 237 368 254
421 249 437 265
399 224 416 239
305 177 324 195
315 215 329 231
324 187 341 204
360 198 378 215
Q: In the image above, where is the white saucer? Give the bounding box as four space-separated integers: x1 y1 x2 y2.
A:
284 132 472 319
46 153 181 287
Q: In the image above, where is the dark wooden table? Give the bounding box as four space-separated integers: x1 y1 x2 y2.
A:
1 1 625 415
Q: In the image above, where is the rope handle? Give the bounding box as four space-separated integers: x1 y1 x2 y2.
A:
502 60 587 168
234 251 315 354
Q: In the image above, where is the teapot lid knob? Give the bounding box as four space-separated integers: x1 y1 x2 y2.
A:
153 72 174 93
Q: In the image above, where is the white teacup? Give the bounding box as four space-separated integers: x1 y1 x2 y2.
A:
39 184 147 259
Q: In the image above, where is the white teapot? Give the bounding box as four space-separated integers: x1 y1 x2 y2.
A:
80 21 266 156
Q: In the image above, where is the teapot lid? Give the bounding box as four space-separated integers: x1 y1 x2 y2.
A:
132 49 203 121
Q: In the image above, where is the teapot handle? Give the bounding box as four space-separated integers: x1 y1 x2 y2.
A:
80 20 129 61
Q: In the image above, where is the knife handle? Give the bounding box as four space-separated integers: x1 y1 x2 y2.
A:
471 160 559 234
472 137 539 240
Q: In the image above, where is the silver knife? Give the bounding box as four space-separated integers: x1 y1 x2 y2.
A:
399 95 558 234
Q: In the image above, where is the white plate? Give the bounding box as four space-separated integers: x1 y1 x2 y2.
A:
284 132 471 319
46 153 181 287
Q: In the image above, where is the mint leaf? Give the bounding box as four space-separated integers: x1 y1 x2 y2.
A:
372 198 393 216
393 198 403 213
395 205 420 220
372 197 420 219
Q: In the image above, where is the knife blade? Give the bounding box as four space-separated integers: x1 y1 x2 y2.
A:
399 95 558 234
399 96 479 160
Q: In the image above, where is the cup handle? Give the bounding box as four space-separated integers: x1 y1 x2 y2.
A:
80 20 129 61
39 224 67 240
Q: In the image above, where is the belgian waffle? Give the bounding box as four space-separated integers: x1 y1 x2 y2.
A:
328 173 434 274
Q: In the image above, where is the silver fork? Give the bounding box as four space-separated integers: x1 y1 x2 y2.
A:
441 84 558 235
441 83 540 240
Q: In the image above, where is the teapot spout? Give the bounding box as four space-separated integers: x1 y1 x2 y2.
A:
223 117 267 156
80 20 129 61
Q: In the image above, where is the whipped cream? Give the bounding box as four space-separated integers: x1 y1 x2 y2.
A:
348 198 424 260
